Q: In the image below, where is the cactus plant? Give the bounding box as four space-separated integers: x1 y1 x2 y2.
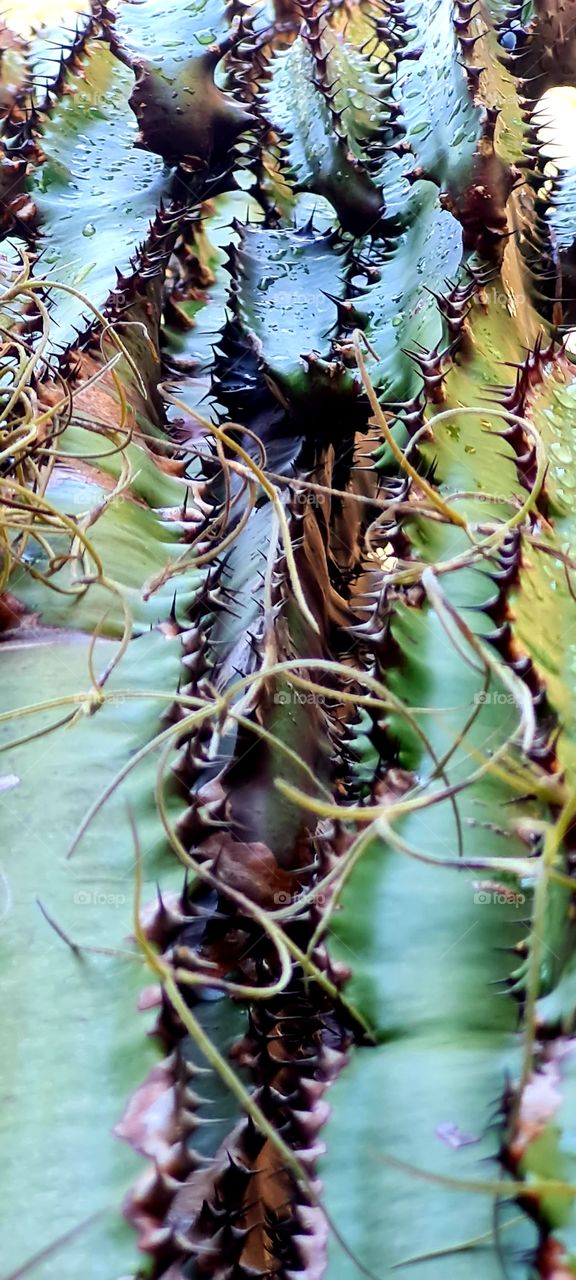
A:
1 0 576 1276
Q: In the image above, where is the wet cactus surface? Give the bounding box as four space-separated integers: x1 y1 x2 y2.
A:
1 0 576 1276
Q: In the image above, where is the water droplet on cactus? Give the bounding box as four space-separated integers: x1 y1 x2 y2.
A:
550 442 573 465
